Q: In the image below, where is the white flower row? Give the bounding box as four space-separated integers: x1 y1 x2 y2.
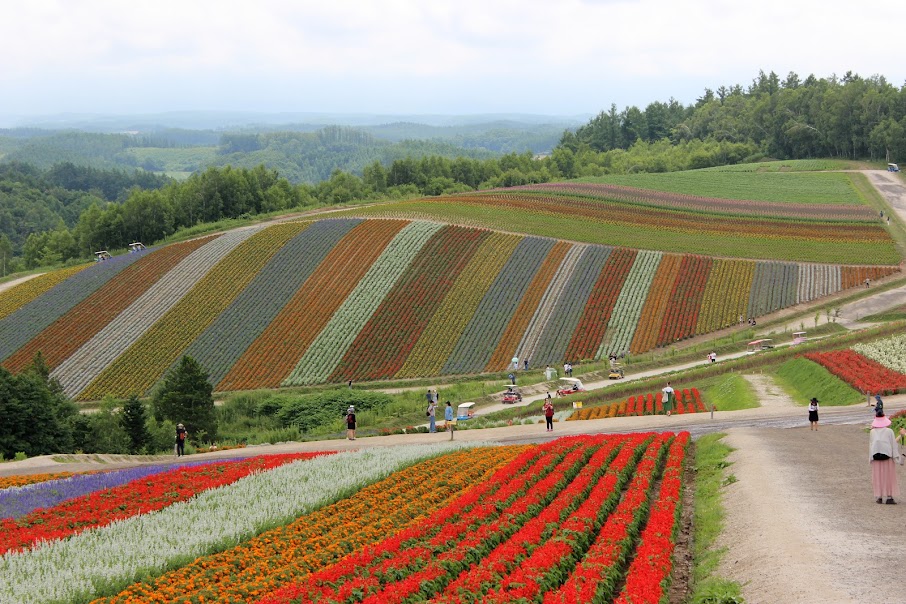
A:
854 333 906 375
0 442 478 604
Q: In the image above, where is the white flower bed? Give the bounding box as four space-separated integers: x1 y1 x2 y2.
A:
854 334 906 375
0 443 478 604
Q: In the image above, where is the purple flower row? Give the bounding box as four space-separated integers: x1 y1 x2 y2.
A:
0 457 244 520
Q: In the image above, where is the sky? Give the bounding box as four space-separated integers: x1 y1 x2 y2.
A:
1 0 903 125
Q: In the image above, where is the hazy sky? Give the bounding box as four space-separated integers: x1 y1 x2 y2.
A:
1 0 902 122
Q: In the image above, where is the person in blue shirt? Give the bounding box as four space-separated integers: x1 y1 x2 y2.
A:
444 401 454 431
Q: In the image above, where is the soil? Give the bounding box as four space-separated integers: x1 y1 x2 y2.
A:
715 425 906 604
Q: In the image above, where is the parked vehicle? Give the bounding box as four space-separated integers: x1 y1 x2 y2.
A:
888 163 900 172
792 331 807 345
746 338 774 353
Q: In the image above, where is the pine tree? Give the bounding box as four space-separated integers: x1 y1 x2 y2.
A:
120 394 150 454
152 356 216 442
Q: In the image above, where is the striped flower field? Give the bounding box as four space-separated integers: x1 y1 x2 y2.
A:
0 217 897 397
0 435 690 604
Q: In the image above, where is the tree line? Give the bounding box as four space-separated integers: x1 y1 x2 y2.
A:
562 70 906 162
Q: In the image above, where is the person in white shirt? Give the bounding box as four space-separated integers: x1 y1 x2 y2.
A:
869 411 902 504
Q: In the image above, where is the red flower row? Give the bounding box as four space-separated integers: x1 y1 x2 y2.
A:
0 453 326 555
614 433 689 603
805 350 906 395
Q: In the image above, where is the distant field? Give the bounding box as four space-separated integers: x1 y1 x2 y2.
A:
701 159 865 172
125 146 216 173
344 173 898 264
577 169 867 205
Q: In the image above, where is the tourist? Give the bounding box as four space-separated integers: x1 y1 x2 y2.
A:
869 411 901 504
444 401 454 431
345 405 357 440
807 397 819 431
662 382 675 417
508 372 516 385
874 394 884 415
175 423 187 457
427 398 437 433
543 397 555 432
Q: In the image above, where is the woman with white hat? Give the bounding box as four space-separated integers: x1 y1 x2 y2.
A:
345 406 356 440
869 410 902 504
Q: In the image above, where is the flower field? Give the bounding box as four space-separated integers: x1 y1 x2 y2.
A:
0 436 692 604
854 334 906 375
568 388 705 421
251 433 689 604
0 216 898 397
344 178 898 264
0 264 90 322
805 349 906 395
0 453 323 555
0 443 486 604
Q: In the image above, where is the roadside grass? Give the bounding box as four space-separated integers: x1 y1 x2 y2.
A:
773 356 863 406
701 373 759 411
858 305 906 323
689 433 746 604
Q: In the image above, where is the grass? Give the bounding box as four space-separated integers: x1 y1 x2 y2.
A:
701 158 866 172
701 373 759 411
859 305 906 323
344 201 898 264
773 356 863 406
577 169 868 205
689 433 746 604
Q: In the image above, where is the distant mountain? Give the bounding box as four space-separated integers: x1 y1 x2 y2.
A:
5 111 588 132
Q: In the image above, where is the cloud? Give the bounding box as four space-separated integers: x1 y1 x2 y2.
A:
0 0 902 117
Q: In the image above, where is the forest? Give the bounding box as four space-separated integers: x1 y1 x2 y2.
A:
1 70 904 273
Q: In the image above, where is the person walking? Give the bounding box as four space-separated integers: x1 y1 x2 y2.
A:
511 355 519 370
427 398 438 433
662 382 674 417
543 398 555 432
175 423 187 457
874 393 884 415
523 358 529 370
444 401 454 431
807 397 820 431
508 372 516 385
708 351 717 363
345 405 357 440
869 411 901 504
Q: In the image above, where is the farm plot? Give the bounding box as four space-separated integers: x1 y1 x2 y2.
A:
51 229 258 398
78 223 310 399
215 219 404 391
0 443 479 604
530 245 613 366
396 232 522 378
514 244 591 365
854 334 906 375
442 237 555 375
329 225 489 381
565 247 636 362
485 241 572 372
1 237 211 374
93 445 525 604
599 250 662 357
254 433 689 604
283 221 444 386
0 264 90 322
805 349 906 395
341 176 898 264
0 250 152 362
568 388 706 420
184 218 361 388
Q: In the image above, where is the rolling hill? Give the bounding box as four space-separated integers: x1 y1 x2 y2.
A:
0 204 898 400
